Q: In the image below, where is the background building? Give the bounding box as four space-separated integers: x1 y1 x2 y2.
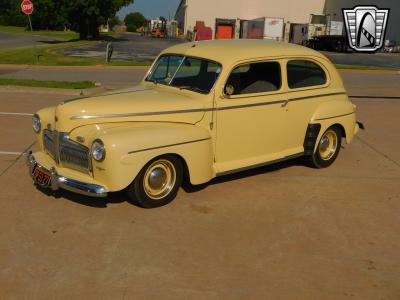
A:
176 0 325 40
176 0 399 43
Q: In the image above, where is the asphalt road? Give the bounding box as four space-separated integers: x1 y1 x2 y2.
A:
57 33 400 68
323 51 400 69
0 70 399 299
59 33 182 61
0 32 62 50
1 32 400 67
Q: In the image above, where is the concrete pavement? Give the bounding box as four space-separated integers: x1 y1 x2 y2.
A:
0 70 399 299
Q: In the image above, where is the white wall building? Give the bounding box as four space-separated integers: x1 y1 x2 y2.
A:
175 0 325 39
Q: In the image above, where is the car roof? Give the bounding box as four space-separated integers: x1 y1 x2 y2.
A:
160 39 327 66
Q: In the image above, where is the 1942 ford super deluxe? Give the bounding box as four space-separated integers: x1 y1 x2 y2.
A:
27 40 360 208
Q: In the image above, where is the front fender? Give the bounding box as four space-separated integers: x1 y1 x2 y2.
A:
70 122 214 191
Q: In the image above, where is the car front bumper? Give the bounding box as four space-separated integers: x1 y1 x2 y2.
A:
27 151 108 198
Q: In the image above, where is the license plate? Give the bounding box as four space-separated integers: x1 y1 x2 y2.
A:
32 164 51 187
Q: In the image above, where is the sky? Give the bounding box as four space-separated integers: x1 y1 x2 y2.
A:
117 0 182 20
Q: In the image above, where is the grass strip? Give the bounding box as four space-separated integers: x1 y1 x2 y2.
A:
0 78 96 89
0 25 79 40
335 64 400 71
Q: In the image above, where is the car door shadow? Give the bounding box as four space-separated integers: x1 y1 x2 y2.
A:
183 157 306 193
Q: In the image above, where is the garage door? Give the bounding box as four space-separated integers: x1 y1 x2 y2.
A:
216 25 233 39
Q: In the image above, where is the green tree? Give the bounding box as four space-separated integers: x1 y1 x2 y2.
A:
0 0 26 27
124 12 146 32
108 15 121 31
65 0 133 39
30 0 68 30
0 0 132 39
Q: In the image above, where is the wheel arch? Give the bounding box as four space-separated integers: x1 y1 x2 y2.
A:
139 152 192 186
305 122 348 156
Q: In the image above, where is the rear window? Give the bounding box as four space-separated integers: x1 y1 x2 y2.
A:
225 61 281 95
287 60 327 89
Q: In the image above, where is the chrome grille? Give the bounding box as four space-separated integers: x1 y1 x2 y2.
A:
43 130 90 174
60 135 90 173
43 129 56 160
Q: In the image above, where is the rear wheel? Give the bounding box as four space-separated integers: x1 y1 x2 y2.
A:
308 126 342 168
127 156 183 208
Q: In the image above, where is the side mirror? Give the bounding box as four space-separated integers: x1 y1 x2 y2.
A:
224 84 235 97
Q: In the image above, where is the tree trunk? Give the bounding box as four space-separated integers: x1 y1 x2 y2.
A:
79 19 88 39
88 17 99 39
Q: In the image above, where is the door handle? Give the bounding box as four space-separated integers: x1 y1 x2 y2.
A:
281 99 289 107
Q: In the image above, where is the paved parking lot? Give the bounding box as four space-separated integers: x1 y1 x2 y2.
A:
59 33 182 61
55 33 400 68
0 70 399 299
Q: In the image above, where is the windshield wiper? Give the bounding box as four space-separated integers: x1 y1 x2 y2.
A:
179 86 208 94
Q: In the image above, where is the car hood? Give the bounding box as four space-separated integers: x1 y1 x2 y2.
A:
54 85 206 132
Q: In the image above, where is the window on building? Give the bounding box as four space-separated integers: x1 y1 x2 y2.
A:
225 61 281 95
287 60 327 89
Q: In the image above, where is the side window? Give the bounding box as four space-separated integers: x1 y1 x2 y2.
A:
225 61 281 96
287 60 326 89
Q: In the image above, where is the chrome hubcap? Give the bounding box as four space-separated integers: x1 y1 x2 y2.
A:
318 130 338 161
143 159 176 200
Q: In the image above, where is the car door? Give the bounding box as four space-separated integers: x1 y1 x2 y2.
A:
215 60 288 174
283 58 330 154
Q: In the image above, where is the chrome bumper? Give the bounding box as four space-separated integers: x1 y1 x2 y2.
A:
26 151 108 198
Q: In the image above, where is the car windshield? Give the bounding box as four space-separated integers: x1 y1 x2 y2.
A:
146 55 222 94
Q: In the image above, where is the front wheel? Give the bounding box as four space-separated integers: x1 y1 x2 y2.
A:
127 156 183 208
308 126 342 168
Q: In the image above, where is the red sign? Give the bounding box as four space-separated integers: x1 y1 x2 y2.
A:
21 0 34 15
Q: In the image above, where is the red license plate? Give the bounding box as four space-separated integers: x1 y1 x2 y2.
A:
32 165 51 187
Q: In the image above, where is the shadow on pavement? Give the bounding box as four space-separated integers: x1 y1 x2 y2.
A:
35 157 305 208
35 185 126 208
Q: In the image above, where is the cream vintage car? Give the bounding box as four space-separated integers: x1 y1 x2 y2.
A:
27 40 361 208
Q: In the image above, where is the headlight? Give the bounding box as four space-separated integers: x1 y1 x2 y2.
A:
91 139 106 162
32 114 41 133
